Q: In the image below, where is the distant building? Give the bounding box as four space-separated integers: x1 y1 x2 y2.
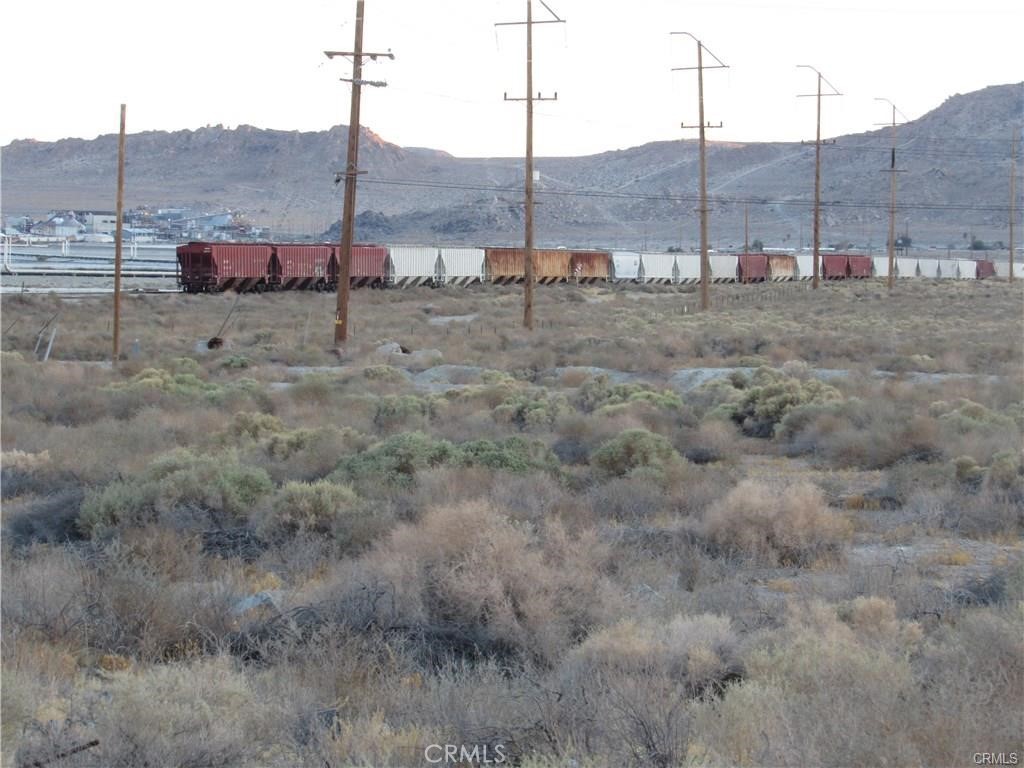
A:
31 212 86 238
76 210 119 234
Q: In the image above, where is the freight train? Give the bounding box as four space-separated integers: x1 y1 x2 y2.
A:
175 241 1001 293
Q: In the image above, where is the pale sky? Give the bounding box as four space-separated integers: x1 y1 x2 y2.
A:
1 0 1020 157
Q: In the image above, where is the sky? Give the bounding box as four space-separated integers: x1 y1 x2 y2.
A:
1 0 1020 157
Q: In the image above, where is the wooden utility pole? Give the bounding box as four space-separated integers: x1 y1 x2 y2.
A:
744 204 749 254
797 66 840 289
875 98 905 290
673 32 727 311
1011 131 1017 283
498 0 563 330
324 1 393 346
112 104 126 364
886 112 897 290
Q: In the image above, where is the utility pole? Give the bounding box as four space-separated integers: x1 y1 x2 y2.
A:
673 32 727 311
875 98 906 290
744 204 749 254
113 104 126 365
324 0 393 346
1011 130 1018 283
797 65 840 289
498 0 564 330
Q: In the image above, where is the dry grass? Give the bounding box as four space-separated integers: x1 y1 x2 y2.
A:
703 479 853 566
2 279 1021 767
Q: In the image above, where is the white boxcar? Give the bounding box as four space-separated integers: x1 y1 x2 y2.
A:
709 254 737 282
389 246 439 287
795 253 814 280
640 252 677 283
936 258 958 279
896 257 918 278
917 258 940 278
872 256 891 278
994 260 1012 278
955 260 976 279
438 247 485 285
612 251 641 281
675 253 702 283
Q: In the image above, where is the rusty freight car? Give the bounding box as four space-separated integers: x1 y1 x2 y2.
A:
347 245 389 288
822 254 849 280
767 254 797 281
737 254 769 282
975 259 997 279
273 244 335 290
484 247 572 284
847 255 872 279
569 250 611 282
177 242 274 293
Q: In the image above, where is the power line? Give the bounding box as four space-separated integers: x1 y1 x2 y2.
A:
356 176 1013 213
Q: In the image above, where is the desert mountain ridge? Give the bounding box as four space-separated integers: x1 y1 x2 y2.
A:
3 82 1021 249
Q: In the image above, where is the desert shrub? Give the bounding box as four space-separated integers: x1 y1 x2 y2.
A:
681 419 740 464
703 479 851 565
255 425 367 483
1 449 52 472
262 425 363 461
1 451 58 499
257 480 378 549
908 607 1023 766
930 397 1017 432
576 374 683 414
777 397 942 468
221 354 252 369
331 432 558 491
323 501 619 666
224 411 285 442
926 398 1023 464
363 364 408 382
288 373 339 407
332 431 458 490
689 376 747 416
457 437 560 475
486 472 586 527
692 601 924 767
492 389 569 430
1 545 91 644
106 366 220 399
590 429 680 477
3 490 85 547
952 455 985 490
563 613 742 695
263 480 358 535
481 369 516 385
585 477 669 522
735 369 842 437
941 488 1024 537
698 367 842 437
549 614 741 766
954 559 1024 606
78 449 273 536
987 449 1024 497
14 657 279 768
374 394 445 432
836 596 924 648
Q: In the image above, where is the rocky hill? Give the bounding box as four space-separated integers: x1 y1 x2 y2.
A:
3 83 1021 249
